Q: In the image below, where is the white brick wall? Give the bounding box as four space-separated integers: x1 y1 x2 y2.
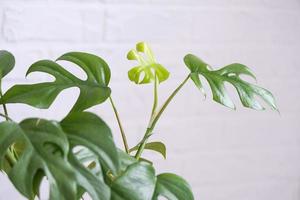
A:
0 0 300 199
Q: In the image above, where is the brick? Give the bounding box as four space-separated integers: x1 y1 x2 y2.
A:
104 0 300 10
104 6 192 42
2 5 104 43
105 6 300 45
189 8 300 45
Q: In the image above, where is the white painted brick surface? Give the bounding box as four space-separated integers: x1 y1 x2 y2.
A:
0 0 300 200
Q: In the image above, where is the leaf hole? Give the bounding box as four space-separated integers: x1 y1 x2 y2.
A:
56 60 88 81
43 142 64 157
72 146 97 168
227 72 236 77
138 71 146 83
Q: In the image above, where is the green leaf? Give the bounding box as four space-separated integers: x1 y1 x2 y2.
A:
60 112 117 199
68 154 110 200
0 120 77 200
152 173 194 200
127 42 169 84
130 141 166 159
0 52 111 113
184 54 278 111
0 50 15 78
117 149 137 172
57 52 111 86
0 114 117 200
60 112 119 174
111 162 156 200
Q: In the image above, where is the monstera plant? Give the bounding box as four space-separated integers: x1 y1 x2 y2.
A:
0 42 277 200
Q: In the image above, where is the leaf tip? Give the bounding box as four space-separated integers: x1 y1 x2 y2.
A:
127 49 138 60
136 42 146 52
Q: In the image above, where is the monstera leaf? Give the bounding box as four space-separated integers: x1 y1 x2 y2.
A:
0 120 78 200
152 173 194 200
184 54 278 110
111 162 156 200
0 112 120 200
0 50 16 173
127 42 169 84
0 50 15 79
60 112 119 174
61 112 120 200
0 52 111 113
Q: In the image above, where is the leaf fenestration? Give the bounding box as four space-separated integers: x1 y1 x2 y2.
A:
184 54 278 111
0 120 78 200
0 52 111 113
60 112 119 174
0 112 120 200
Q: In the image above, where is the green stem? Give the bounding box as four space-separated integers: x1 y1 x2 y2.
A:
0 113 12 121
0 81 9 121
2 103 9 121
109 96 129 154
0 79 16 167
135 75 190 159
149 75 158 124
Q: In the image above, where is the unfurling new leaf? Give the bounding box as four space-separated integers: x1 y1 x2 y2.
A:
127 42 169 84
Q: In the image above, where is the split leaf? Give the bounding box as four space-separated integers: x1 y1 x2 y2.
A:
184 54 278 111
0 52 111 113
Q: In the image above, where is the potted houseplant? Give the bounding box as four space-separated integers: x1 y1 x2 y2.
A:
0 42 277 200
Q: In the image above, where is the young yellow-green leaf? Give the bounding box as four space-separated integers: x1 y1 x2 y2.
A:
0 50 15 79
152 173 194 200
184 54 278 111
129 142 166 159
0 52 111 113
127 42 169 84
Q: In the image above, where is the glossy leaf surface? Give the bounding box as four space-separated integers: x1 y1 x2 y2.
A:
0 120 77 200
0 50 15 78
0 52 111 113
60 112 119 174
111 162 156 200
0 112 120 200
127 42 169 84
184 54 277 110
153 173 194 200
